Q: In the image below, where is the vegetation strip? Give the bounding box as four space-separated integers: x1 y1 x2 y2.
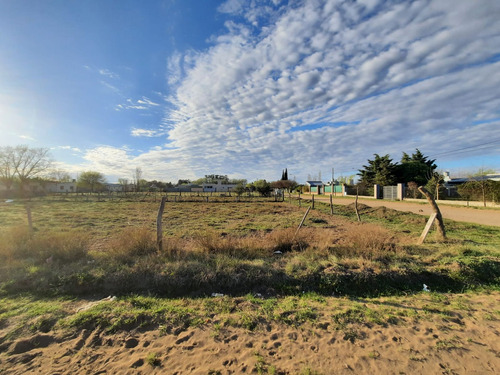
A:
1 199 499 298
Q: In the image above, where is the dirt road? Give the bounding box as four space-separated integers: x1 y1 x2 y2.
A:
305 196 500 227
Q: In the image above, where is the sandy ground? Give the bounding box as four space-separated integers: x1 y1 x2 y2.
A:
306 196 500 227
1 293 499 374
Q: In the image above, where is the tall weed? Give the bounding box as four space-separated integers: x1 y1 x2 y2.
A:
0 226 89 263
105 226 157 261
336 223 396 260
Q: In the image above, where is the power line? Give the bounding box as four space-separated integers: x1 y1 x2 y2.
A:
429 138 500 158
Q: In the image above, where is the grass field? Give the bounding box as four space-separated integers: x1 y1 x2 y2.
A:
1 196 499 373
1 196 499 299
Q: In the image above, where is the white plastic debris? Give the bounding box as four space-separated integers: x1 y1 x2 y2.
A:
211 293 224 297
423 284 430 292
273 251 282 254
5 199 13 203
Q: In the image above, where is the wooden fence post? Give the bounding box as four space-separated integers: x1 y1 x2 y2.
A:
418 186 446 241
417 212 437 245
25 204 33 232
330 194 333 215
157 196 167 252
295 206 311 238
312 194 315 209
355 187 361 222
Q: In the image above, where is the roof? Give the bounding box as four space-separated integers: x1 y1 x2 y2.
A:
445 174 500 185
306 181 324 186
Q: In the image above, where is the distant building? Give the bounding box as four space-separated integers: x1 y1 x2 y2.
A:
201 174 237 192
165 184 202 193
45 181 77 193
103 183 121 192
443 171 500 196
202 180 237 192
305 181 324 194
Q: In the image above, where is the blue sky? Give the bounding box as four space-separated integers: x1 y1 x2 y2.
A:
1 0 499 183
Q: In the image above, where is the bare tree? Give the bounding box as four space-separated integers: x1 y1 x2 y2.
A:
133 167 143 192
0 145 52 194
118 178 129 192
48 168 71 182
0 146 16 191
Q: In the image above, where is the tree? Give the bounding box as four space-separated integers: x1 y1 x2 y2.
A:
358 154 397 186
396 149 437 185
337 175 356 185
281 168 288 181
118 178 130 192
77 171 106 193
0 146 16 191
0 145 52 194
425 172 445 200
271 179 297 192
48 168 71 182
458 169 498 207
246 182 255 193
233 183 246 196
252 179 272 196
133 167 143 192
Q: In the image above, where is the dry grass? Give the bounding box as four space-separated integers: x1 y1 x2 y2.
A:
102 226 157 262
0 225 89 263
0 199 499 298
334 223 398 260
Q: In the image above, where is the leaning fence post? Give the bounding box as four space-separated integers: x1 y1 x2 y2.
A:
295 206 311 238
418 186 446 241
157 196 167 252
418 212 437 245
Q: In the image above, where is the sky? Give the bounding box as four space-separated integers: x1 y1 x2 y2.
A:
1 0 499 183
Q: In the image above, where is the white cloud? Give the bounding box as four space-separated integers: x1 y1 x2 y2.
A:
98 69 120 79
116 97 161 111
58 145 82 153
131 128 160 137
19 134 36 141
154 0 500 181
66 1 499 182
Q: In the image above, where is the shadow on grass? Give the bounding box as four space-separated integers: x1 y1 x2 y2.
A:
2 254 498 299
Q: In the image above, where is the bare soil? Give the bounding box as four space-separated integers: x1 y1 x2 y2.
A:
1 293 499 374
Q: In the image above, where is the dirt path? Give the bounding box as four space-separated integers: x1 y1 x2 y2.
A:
305 196 500 227
1 293 500 375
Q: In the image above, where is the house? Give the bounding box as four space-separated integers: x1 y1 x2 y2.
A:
323 181 344 195
443 171 500 196
305 181 324 194
45 181 77 193
202 180 237 193
105 183 124 192
165 184 202 193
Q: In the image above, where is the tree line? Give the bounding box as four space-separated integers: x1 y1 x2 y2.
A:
1 145 497 203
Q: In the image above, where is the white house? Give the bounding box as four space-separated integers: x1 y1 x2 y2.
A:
202 180 237 192
45 181 77 193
